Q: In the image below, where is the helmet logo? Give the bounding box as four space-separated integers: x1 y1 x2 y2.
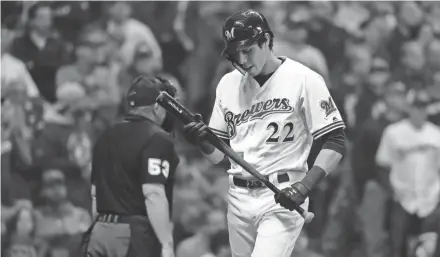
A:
225 27 235 41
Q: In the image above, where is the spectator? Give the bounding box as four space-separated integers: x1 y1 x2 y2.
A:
426 39 440 73
118 42 163 112
105 1 162 68
352 81 407 199
394 41 428 91
362 3 396 57
34 169 92 257
320 168 360 257
376 91 440 257
129 1 195 83
354 58 391 135
340 45 372 133
2 200 33 240
34 83 93 211
1 92 43 202
10 2 70 103
353 81 408 257
176 209 227 257
307 1 348 76
274 7 330 82
386 1 424 70
423 2 440 41
55 25 120 137
2 98 16 206
1 23 39 99
426 71 440 126
183 2 245 119
50 1 94 45
3 208 48 257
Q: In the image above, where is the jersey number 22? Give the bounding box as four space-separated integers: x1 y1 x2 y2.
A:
266 122 294 143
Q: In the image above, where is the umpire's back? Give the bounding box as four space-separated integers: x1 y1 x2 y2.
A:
84 76 179 257
92 117 176 215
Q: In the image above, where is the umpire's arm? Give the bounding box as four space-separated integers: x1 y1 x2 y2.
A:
141 133 179 250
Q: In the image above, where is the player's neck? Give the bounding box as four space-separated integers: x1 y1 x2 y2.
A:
258 55 282 76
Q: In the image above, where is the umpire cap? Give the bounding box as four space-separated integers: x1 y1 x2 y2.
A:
221 10 273 57
126 76 177 108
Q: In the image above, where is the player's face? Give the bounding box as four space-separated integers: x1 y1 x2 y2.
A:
234 44 267 76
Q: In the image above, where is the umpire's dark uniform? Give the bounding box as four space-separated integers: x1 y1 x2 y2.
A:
83 77 180 257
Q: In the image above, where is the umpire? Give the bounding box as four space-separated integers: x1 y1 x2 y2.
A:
83 76 180 257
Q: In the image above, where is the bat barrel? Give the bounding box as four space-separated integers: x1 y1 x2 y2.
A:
156 91 195 124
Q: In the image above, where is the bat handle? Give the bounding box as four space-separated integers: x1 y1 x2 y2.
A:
296 206 314 223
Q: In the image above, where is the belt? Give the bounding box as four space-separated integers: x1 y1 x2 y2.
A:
96 213 131 224
233 173 290 189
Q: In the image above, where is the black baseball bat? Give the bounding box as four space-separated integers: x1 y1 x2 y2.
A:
156 91 314 223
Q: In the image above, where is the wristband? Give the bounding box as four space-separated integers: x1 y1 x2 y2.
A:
202 148 224 164
301 165 327 191
292 182 310 197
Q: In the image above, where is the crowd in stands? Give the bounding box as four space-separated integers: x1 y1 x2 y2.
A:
1 1 440 257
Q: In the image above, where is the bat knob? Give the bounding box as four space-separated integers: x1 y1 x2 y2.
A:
302 210 314 223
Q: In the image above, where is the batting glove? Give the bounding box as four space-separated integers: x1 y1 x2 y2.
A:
182 113 208 145
274 182 309 211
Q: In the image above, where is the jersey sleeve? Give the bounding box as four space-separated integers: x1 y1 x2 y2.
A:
375 127 397 168
301 72 346 139
140 133 180 185
208 85 229 139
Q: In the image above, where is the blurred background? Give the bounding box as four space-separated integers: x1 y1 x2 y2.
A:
1 1 440 257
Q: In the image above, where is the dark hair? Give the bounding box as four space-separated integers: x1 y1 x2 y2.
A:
27 2 51 21
257 31 274 50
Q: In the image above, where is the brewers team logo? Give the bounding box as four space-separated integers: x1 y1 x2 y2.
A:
225 27 235 41
319 97 337 117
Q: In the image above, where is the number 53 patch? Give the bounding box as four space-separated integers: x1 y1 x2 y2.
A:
148 158 170 178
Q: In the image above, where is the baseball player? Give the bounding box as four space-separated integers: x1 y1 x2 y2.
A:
182 10 347 257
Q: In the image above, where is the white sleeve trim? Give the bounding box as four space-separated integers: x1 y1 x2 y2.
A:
312 121 345 139
210 127 229 139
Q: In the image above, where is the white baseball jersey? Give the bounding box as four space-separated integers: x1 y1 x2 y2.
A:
376 120 440 217
209 57 345 178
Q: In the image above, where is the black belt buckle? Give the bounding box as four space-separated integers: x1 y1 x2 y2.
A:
246 179 264 189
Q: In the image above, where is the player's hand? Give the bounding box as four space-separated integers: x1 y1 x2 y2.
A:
274 182 308 211
182 113 208 145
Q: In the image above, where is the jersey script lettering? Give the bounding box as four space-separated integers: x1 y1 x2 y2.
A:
224 98 294 138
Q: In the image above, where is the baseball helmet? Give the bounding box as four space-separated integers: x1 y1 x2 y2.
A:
221 10 273 58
